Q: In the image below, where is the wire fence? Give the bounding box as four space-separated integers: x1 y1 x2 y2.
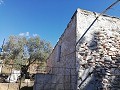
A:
0 63 120 90
0 63 78 90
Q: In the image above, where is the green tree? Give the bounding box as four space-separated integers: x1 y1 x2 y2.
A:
3 35 52 69
27 36 52 66
3 36 27 66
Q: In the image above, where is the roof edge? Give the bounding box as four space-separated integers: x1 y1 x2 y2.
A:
76 8 120 20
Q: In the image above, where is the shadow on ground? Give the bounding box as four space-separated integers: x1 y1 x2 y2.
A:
20 86 33 90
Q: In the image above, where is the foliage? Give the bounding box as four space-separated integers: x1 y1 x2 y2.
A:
3 35 52 69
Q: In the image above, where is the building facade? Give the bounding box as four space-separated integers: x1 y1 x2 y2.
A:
34 8 120 90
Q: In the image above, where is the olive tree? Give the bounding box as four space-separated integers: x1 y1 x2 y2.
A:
3 35 52 70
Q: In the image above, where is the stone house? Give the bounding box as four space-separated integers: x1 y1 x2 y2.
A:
34 8 120 90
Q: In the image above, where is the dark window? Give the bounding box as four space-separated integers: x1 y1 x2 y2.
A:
57 45 61 62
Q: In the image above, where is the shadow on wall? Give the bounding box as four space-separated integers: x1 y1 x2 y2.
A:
77 31 120 90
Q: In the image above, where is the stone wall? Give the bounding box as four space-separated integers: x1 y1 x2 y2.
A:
76 9 120 90
34 8 120 90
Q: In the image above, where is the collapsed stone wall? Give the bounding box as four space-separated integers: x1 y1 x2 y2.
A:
76 9 120 90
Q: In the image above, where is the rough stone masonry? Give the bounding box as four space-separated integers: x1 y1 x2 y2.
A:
34 8 120 90
76 9 120 90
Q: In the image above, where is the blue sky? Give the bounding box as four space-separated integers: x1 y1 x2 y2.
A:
0 0 120 47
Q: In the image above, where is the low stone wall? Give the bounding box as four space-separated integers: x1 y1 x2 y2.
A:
34 67 77 90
